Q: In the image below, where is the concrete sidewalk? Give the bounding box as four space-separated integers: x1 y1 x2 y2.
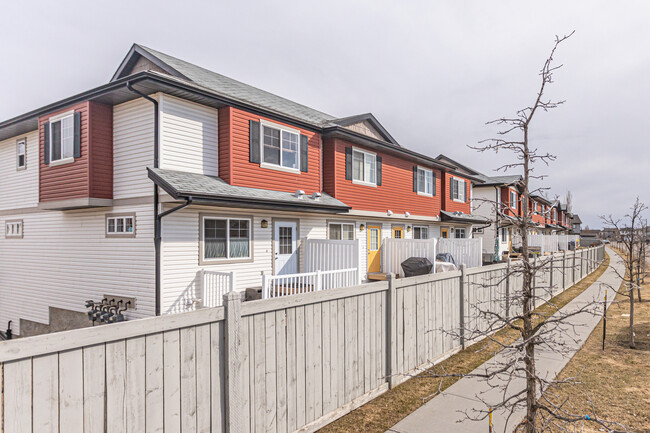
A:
387 248 624 433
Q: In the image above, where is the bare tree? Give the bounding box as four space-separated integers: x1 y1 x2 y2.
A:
601 197 648 349
415 32 626 432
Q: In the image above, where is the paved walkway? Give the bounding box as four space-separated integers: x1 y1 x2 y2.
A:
387 248 624 433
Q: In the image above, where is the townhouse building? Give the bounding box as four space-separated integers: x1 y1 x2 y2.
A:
0 44 485 336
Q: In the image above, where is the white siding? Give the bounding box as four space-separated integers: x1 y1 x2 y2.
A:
159 94 219 176
0 131 39 210
0 205 155 335
113 98 155 199
160 207 443 314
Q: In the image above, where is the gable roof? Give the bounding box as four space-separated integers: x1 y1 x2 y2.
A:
113 44 337 127
330 113 399 146
474 174 522 187
435 155 482 177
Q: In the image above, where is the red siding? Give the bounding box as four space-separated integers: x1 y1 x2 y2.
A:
441 172 471 214
218 106 232 183
322 138 442 216
225 108 321 194
530 200 545 225
39 101 113 202
501 186 520 218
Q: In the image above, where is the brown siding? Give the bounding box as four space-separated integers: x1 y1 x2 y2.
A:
39 102 90 202
218 106 232 183
88 102 113 199
39 101 114 203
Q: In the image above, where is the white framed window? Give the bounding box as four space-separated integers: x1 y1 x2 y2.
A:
454 228 467 238
413 226 429 239
416 167 434 196
106 214 136 237
202 217 251 261
352 148 377 186
533 202 538 213
16 139 26 170
501 228 508 242
451 177 466 202
5 220 23 239
328 222 355 240
260 120 300 172
49 111 75 163
510 190 517 210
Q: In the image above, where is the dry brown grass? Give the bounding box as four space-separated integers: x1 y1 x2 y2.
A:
319 254 611 433
542 252 650 433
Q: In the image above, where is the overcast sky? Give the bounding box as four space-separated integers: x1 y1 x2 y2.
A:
1 0 648 228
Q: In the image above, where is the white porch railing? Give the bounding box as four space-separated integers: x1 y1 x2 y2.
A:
200 270 236 307
262 267 358 299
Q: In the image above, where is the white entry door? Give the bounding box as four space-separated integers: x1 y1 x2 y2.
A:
274 221 298 275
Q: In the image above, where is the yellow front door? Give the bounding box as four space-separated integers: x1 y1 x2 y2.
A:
367 225 381 273
441 228 449 239
392 226 404 239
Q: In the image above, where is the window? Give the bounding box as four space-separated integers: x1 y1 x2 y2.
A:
261 121 299 171
454 228 467 238
352 149 376 185
5 220 23 239
451 178 466 202
368 227 379 251
510 190 517 209
49 111 75 163
472 227 484 234
329 223 354 240
501 228 508 242
16 139 26 170
413 226 429 239
202 217 251 261
533 202 538 213
416 167 434 195
106 214 136 237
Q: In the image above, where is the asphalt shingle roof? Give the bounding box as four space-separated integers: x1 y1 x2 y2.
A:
138 45 337 127
148 168 350 211
474 174 522 186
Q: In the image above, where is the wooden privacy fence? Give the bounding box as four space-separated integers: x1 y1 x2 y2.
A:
0 246 605 433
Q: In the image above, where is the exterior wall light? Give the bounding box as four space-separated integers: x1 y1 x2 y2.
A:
407 226 411 232
261 219 268 228
360 224 365 231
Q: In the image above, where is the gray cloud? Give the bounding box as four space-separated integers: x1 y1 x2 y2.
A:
1 0 648 227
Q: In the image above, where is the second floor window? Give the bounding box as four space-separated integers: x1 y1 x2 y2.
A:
352 149 376 185
451 178 466 202
416 167 434 195
510 190 517 209
16 139 26 169
261 122 299 171
533 202 538 213
49 112 75 162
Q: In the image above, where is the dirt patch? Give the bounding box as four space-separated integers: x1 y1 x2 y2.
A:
319 254 611 433
542 252 650 433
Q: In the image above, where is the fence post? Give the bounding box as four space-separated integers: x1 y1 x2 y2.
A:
580 249 584 279
386 273 399 388
572 250 576 285
505 258 511 321
562 250 567 290
549 255 554 296
460 264 467 349
223 291 244 433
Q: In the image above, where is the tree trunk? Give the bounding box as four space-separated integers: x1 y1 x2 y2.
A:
629 282 636 349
